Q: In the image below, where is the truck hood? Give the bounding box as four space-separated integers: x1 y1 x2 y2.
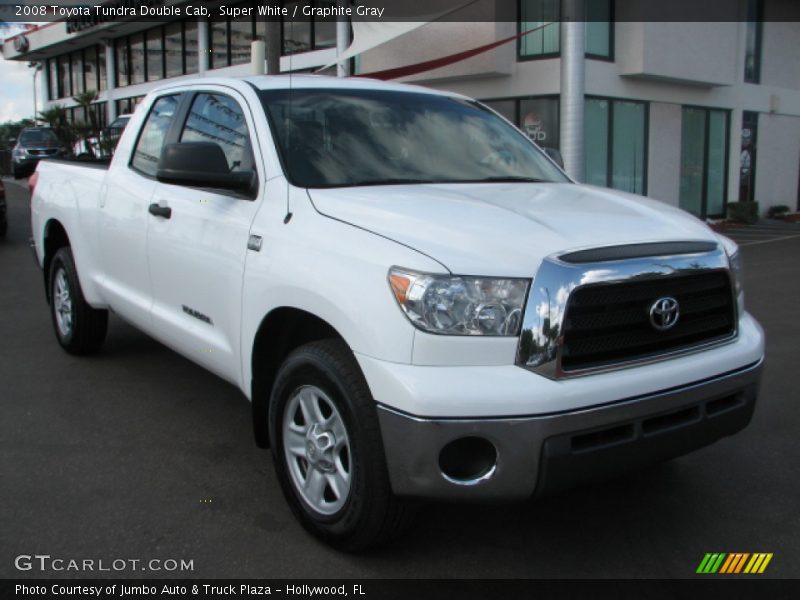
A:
308 182 718 277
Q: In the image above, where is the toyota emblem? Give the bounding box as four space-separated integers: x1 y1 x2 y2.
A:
649 296 680 331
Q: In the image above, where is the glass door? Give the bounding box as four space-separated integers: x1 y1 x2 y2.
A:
679 107 730 218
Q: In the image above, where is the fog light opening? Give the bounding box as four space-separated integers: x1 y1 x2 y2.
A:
439 437 497 485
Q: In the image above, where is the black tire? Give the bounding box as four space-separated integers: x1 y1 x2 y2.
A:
0 218 6 238
49 246 108 355
268 339 413 551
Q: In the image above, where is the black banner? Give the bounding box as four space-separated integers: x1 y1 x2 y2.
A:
4 579 800 600
1 0 800 24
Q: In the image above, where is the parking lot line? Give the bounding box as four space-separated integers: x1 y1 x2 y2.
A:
737 234 800 247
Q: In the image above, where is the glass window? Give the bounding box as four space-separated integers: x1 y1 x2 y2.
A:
519 97 559 150
83 46 97 91
611 101 645 194
706 111 727 216
47 58 59 100
744 0 762 83
129 33 146 85
584 98 647 194
679 108 706 216
97 45 107 91
314 0 337 49
115 98 129 118
165 22 184 78
180 93 253 172
58 56 71 98
585 0 612 58
132 95 180 176
519 0 560 58
209 18 229 69
259 89 569 188
71 51 84 95
94 102 108 129
115 38 130 87
520 0 613 60
184 20 199 74
680 107 729 218
230 13 254 66
584 98 609 187
282 2 312 54
147 28 164 81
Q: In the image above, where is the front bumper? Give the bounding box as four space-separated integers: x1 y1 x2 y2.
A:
377 359 762 500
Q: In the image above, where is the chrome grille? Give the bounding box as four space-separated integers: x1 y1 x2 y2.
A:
516 243 737 379
561 272 735 371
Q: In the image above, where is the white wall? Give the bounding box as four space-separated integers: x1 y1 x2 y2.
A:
761 20 800 91
754 113 800 212
617 22 739 87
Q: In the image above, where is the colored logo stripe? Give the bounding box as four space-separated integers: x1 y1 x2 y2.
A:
697 553 773 574
719 553 749 573
744 553 773 574
697 553 726 573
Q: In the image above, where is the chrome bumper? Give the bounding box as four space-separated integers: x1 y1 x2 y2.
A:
377 360 763 500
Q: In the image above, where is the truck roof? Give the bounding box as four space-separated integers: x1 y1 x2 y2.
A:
147 74 463 100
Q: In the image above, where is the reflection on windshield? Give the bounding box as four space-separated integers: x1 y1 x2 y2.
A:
260 89 569 188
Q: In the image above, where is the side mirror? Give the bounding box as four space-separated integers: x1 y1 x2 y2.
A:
542 147 564 170
156 142 257 198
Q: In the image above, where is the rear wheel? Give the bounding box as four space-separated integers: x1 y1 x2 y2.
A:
49 247 108 354
268 339 413 551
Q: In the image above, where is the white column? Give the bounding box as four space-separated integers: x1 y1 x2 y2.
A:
251 40 266 75
336 0 350 77
559 0 585 181
104 41 117 121
198 18 209 75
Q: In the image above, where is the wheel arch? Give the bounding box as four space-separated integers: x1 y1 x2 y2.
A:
250 306 348 448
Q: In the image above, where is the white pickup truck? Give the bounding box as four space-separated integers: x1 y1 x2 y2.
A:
31 75 764 550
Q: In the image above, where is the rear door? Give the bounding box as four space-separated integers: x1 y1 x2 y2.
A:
97 93 181 331
145 88 263 384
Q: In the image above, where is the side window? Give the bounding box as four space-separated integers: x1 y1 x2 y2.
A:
131 94 180 176
180 93 254 172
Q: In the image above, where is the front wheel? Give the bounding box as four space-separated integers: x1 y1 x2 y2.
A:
49 247 108 354
268 339 412 551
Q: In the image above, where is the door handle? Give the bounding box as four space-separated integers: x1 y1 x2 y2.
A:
148 202 172 219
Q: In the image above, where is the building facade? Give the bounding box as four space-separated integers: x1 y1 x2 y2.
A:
3 0 799 218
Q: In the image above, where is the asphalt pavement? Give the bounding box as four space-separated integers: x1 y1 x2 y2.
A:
1 178 798 579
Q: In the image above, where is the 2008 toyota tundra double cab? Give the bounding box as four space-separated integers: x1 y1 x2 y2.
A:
31 76 764 550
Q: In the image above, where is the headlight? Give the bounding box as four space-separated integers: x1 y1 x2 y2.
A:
388 267 530 336
728 250 744 315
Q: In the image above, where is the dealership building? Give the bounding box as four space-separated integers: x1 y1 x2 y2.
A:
2 0 799 218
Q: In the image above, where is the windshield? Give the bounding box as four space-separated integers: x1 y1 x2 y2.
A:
20 129 59 145
108 117 130 129
259 89 569 188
